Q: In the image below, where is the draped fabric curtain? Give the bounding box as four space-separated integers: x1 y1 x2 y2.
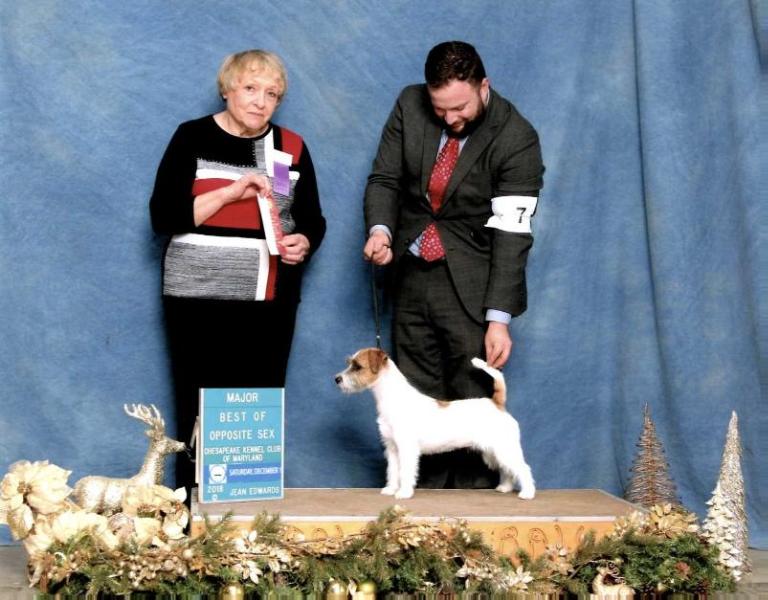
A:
0 1 763 546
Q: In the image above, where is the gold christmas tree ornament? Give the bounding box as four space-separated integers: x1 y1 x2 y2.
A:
624 404 680 508
702 411 751 581
325 579 348 600
219 581 245 600
353 579 377 600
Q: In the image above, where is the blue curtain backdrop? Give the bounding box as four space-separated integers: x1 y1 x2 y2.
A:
1 1 764 547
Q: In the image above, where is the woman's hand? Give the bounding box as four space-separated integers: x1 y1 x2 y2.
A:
222 173 271 206
193 172 271 226
279 233 310 264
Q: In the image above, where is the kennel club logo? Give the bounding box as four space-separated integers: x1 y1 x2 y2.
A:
208 464 228 484
199 388 284 502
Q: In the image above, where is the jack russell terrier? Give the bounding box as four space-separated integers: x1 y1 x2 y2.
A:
335 348 535 500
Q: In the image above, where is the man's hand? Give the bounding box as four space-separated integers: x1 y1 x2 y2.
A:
485 321 513 368
279 233 310 265
363 230 393 265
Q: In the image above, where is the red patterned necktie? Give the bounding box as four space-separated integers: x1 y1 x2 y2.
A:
421 137 460 261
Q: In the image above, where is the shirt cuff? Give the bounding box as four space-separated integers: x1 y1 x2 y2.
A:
485 309 512 325
369 224 392 240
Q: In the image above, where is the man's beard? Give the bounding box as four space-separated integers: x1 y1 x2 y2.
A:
445 103 486 139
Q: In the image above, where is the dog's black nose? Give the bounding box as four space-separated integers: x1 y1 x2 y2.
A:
334 375 342 384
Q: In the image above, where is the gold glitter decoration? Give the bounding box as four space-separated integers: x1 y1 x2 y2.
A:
219 581 245 600
625 404 680 508
701 412 751 581
71 404 185 514
325 579 348 600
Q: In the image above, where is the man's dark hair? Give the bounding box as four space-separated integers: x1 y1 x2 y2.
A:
424 41 486 88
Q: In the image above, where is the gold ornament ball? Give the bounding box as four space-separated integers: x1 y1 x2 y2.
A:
326 580 348 600
355 580 377 600
219 581 245 600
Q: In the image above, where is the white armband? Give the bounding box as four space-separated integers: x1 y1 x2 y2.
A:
484 195 538 233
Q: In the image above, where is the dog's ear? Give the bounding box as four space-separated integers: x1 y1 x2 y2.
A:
368 348 389 374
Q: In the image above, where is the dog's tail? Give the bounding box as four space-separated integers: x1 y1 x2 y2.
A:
470 357 506 409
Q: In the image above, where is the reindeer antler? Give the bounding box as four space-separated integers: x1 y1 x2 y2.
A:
123 403 166 433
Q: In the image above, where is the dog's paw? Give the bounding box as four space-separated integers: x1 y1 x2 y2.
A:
470 357 487 369
394 487 414 499
517 487 536 500
495 482 513 493
380 486 397 496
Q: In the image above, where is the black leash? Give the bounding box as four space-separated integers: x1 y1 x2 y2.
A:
370 261 382 349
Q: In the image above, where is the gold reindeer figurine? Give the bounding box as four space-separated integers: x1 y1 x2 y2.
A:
72 404 186 514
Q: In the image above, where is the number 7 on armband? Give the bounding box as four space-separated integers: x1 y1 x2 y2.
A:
485 195 539 234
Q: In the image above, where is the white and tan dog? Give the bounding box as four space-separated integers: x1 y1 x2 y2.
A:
335 348 535 500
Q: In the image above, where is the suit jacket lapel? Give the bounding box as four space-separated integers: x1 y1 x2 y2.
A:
441 90 507 210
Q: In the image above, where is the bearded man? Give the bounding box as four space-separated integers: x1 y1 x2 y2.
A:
363 41 544 488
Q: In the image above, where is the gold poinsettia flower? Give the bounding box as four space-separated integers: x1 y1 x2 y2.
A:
61 511 121 551
648 504 699 538
29 509 114 550
123 484 189 543
122 484 180 516
610 510 650 538
17 506 116 554
544 545 574 576
3 503 34 540
132 516 162 546
94 523 120 551
232 529 262 553
0 461 72 528
507 565 534 591
49 510 99 543
24 464 72 514
162 508 189 541
22 516 56 557
545 543 570 558
233 560 263 583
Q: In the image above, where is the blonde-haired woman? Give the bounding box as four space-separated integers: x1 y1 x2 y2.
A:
150 50 326 496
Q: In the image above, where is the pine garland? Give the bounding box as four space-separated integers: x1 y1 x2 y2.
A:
517 505 734 596
0 459 740 597
26 505 735 598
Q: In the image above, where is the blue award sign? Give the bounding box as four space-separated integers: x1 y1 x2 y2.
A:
199 388 284 503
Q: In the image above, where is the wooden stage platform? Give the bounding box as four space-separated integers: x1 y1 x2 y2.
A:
191 488 639 558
